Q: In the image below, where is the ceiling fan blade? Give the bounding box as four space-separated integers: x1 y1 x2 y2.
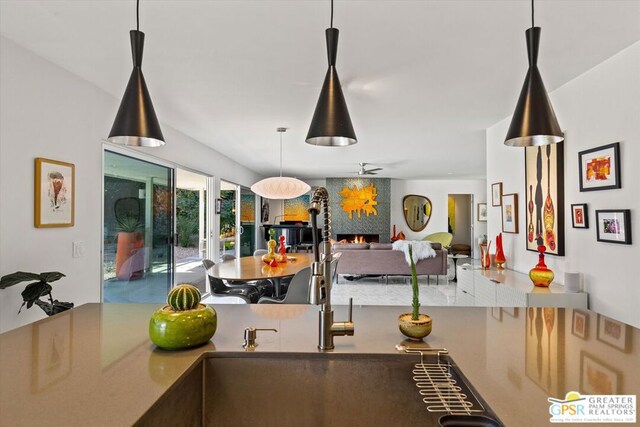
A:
366 168 383 173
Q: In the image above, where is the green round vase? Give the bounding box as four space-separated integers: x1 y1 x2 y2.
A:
149 304 217 350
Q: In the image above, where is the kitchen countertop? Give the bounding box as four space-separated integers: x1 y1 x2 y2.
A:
1 303 638 426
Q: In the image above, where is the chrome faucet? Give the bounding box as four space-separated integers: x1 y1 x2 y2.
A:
308 187 354 350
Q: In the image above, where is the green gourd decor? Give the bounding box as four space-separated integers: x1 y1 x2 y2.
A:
149 284 217 350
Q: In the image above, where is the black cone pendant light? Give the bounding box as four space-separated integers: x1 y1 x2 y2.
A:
504 0 563 147
108 0 165 147
306 0 357 147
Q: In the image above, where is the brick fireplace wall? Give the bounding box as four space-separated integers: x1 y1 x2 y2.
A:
325 178 391 243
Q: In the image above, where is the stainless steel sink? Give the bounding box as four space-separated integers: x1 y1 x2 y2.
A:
202 352 501 427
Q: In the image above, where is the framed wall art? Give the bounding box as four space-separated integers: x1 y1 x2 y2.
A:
571 204 588 229
524 143 564 255
501 193 518 234
578 142 621 192
580 351 620 395
595 209 631 244
34 158 75 228
491 182 503 207
477 203 487 222
597 314 630 352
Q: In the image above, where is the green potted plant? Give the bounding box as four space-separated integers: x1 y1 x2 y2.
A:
398 245 432 340
0 271 73 316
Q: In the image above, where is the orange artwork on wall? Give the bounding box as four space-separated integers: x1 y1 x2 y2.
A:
339 183 378 219
585 157 611 181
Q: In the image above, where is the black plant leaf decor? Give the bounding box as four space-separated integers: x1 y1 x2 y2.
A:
0 271 73 316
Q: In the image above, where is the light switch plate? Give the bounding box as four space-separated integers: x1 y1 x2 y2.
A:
72 241 85 258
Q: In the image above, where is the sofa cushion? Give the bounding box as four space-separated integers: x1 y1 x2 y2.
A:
332 243 369 250
369 243 393 250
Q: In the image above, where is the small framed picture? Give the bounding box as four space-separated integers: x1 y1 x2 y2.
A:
578 142 621 191
580 351 620 394
215 198 222 215
491 182 503 207
501 193 518 234
595 209 631 244
477 203 487 222
597 314 630 352
571 204 589 229
35 158 75 228
571 309 589 340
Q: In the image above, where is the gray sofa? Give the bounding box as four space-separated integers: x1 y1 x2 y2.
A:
333 242 448 283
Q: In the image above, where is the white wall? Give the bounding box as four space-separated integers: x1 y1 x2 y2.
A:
0 37 262 332
391 179 487 249
486 42 640 328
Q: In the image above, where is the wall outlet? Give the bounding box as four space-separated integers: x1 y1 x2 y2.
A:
72 241 85 258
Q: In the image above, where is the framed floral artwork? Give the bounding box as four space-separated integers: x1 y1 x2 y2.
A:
578 142 621 192
597 314 630 352
491 182 502 207
525 143 564 255
571 203 588 229
477 203 487 222
34 158 75 228
595 210 631 244
501 193 518 234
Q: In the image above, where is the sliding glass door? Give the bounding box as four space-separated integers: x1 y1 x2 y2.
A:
239 186 256 257
175 168 210 294
219 180 238 259
103 151 173 303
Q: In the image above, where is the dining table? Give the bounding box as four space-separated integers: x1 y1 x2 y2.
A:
206 253 315 298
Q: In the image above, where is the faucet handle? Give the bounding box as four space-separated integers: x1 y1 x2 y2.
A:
243 327 278 350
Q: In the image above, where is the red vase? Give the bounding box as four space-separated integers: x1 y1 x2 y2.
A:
495 233 506 270
529 245 554 287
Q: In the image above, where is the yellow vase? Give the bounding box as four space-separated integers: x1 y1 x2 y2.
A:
529 245 554 287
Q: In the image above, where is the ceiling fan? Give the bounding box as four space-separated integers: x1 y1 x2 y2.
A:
356 162 383 175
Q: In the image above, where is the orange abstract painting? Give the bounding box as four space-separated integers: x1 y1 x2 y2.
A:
339 183 378 219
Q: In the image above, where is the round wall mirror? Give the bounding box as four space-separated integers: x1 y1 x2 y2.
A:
402 195 432 232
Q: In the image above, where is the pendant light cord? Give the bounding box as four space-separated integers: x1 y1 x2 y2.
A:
136 0 140 31
279 131 283 177
531 0 534 28
330 0 334 28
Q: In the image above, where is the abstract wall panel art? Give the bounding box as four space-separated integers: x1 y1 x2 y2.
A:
525 143 564 255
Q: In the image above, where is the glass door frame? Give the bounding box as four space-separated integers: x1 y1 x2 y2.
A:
218 179 241 260
101 144 216 301
174 166 215 297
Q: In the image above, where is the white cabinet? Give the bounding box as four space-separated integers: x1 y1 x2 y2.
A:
454 264 588 309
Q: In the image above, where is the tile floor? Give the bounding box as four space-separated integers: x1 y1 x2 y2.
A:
203 275 460 306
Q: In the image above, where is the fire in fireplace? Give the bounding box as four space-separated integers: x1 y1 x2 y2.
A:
336 234 380 243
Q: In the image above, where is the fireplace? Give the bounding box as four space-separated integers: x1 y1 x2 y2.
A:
336 234 380 243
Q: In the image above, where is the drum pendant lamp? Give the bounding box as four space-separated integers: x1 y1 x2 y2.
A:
251 128 311 200
306 0 357 147
504 0 563 147
108 0 165 147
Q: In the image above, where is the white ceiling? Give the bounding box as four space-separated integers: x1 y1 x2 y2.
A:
1 1 639 180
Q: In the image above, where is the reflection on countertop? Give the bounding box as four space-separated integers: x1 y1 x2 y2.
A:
0 304 637 426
